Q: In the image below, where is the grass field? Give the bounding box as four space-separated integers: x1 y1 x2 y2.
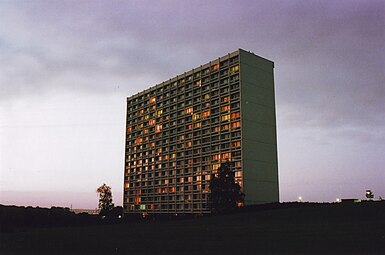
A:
1 202 385 254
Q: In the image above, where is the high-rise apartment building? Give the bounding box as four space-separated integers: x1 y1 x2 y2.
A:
124 49 279 215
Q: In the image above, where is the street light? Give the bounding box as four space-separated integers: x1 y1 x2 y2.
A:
336 198 341 203
298 196 303 202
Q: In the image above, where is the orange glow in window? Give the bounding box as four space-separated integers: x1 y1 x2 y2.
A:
135 137 142 144
149 119 156 125
155 124 162 133
149 97 156 104
221 153 231 159
231 121 240 129
211 63 219 71
232 141 241 148
127 126 132 133
221 105 230 112
231 111 240 119
202 110 210 118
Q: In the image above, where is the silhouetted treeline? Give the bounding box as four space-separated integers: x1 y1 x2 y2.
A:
0 205 100 233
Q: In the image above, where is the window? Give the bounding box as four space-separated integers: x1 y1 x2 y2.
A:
230 65 239 74
221 124 230 131
193 122 201 128
232 141 241 148
221 96 230 103
231 111 240 119
212 126 220 132
231 121 241 129
135 137 142 144
192 113 200 121
185 107 193 114
156 110 163 117
149 119 155 125
202 110 210 119
127 126 132 133
155 124 162 133
221 105 230 112
221 114 230 121
221 153 231 160
211 63 219 71
196 80 202 87
149 97 156 104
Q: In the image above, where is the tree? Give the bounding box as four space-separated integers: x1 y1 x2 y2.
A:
365 190 374 200
96 184 114 216
209 161 245 213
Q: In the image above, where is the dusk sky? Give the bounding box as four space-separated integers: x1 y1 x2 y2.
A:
1 0 384 209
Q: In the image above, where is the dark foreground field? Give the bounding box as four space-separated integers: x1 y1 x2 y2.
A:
1 202 385 254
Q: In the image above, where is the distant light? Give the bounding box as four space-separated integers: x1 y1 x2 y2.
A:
118 215 122 218
298 196 303 202
336 198 341 203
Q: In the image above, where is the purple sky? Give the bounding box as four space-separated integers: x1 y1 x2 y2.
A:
1 0 384 209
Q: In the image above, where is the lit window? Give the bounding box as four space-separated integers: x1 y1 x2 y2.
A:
213 126 220 132
135 138 142 144
196 80 202 87
142 129 149 134
149 97 156 104
149 119 156 125
212 154 221 160
231 111 240 119
235 171 242 178
155 124 162 133
231 121 240 129
186 141 192 147
221 114 230 121
221 105 230 112
221 153 231 159
193 122 201 128
185 107 193 114
149 142 155 147
202 110 210 118
221 124 229 130
127 126 132 133
157 110 163 117
186 124 192 130
230 65 239 74
212 163 220 170
203 93 210 100
221 96 230 103
231 141 241 148
211 63 219 71
192 113 200 121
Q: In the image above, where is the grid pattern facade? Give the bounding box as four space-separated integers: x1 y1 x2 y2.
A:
124 49 278 214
